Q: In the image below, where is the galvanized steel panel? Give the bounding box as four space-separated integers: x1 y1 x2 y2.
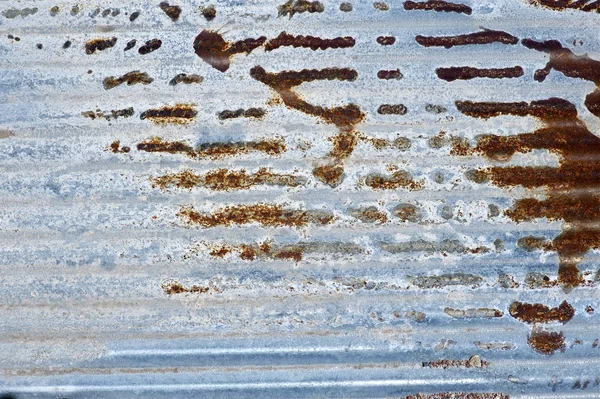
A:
1 0 600 397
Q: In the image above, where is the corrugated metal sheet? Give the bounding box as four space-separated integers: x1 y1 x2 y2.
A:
1 0 600 397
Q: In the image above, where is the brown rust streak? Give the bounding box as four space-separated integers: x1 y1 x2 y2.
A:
436 66 524 81
404 394 509 399
416 28 518 48
422 357 489 369
162 281 209 295
103 71 153 90
265 32 355 51
137 137 195 154
178 204 335 228
151 168 306 190
509 300 575 324
85 37 117 54
209 242 303 261
250 66 364 187
196 140 286 158
218 108 266 120
140 104 197 124
528 329 565 354
527 0 600 12
522 38 600 117
455 97 600 289
365 171 423 190
403 0 472 14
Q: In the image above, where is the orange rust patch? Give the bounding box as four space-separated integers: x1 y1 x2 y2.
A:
178 204 335 228
509 300 575 324
455 97 600 289
140 104 197 125
528 329 566 354
151 168 305 190
365 171 423 190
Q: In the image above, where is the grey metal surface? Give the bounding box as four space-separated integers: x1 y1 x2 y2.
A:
1 0 600 397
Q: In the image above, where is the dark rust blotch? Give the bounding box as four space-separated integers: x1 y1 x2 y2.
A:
169 73 203 86
277 0 324 18
265 32 355 51
217 108 266 120
159 2 181 21
416 28 518 48
85 37 117 54
140 104 197 124
138 38 162 55
124 39 136 51
378 104 407 115
509 300 575 324
527 0 600 12
436 66 524 81
404 0 472 14
200 5 216 20
377 69 403 80
376 36 395 46
193 30 266 72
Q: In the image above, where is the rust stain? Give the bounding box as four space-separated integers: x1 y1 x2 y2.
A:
436 66 524 81
250 66 364 187
455 97 599 289
151 168 306 190
195 139 286 158
517 235 551 252
85 37 117 54
522 38 600 117
129 11 140 21
124 39 137 51
265 32 355 51
193 30 267 72
209 242 304 262
377 69 403 80
404 394 509 399
140 104 197 124
509 300 575 324
416 28 519 48
137 137 195 154
108 140 131 153
378 104 408 115
348 206 389 223
177 204 335 228
162 281 209 295
365 171 423 190
527 0 600 12
138 38 162 55
474 341 515 350
103 71 153 90
200 5 216 20
169 73 204 86
422 355 488 368
528 328 566 354
373 2 390 11
159 2 181 21
403 0 473 14
217 108 266 120
82 107 134 120
376 36 396 46
444 307 504 318
277 0 324 18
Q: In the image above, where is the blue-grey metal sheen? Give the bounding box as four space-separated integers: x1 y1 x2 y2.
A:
1 0 599 398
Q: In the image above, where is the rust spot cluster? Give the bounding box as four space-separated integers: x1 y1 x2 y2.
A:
83 107 134 121
151 168 306 190
365 171 423 190
103 71 153 90
178 204 335 228
455 97 600 288
422 355 488 369
404 0 472 14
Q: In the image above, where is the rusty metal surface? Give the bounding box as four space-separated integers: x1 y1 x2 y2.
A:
1 0 600 397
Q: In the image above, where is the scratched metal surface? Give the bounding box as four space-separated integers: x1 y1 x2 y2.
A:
1 0 600 398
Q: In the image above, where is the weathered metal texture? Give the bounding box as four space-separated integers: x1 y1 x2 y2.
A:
1 0 600 397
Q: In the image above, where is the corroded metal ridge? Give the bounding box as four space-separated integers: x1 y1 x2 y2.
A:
1 0 600 397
